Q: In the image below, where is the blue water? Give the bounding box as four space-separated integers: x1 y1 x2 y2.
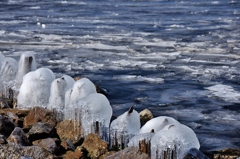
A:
1 0 240 152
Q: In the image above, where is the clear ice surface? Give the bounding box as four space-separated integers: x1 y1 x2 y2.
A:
139 116 179 134
17 67 55 109
110 107 140 148
151 123 200 159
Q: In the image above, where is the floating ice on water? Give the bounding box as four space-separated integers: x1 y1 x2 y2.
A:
110 106 140 148
15 52 37 90
48 77 68 121
151 123 200 159
139 116 179 134
206 84 240 103
17 68 55 109
0 57 18 97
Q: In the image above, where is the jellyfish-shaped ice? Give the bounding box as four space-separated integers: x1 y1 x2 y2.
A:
139 116 179 134
48 77 68 121
0 57 18 97
110 106 140 149
151 123 200 159
61 74 75 91
15 52 37 90
64 77 96 120
17 68 55 109
80 93 113 140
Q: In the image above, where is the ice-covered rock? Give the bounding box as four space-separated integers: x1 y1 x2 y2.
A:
139 116 179 134
151 123 200 159
17 68 55 109
80 93 112 140
48 77 67 121
110 106 140 148
15 52 37 90
0 57 18 97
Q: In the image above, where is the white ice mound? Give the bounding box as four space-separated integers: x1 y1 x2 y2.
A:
128 132 154 149
151 123 200 159
110 106 140 148
15 52 37 89
17 68 55 109
48 77 68 121
70 77 96 102
0 53 5 69
81 93 113 139
139 116 179 134
0 57 18 97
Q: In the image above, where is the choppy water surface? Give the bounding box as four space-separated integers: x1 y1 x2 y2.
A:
1 0 240 151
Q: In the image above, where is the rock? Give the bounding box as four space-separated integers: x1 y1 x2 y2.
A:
0 108 30 118
81 133 108 159
0 100 10 108
62 146 88 159
56 120 82 145
99 151 116 159
0 142 55 159
183 148 209 159
106 147 150 159
212 148 240 159
0 134 7 144
28 122 55 141
0 114 16 137
24 107 57 129
61 139 76 151
139 109 153 126
7 127 30 146
32 138 60 154
6 111 20 125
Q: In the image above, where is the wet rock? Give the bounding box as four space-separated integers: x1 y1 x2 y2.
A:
32 138 60 154
62 146 88 159
56 120 82 145
212 148 240 159
0 142 55 159
0 100 10 108
139 109 153 126
0 108 30 118
7 127 30 146
28 122 55 141
24 107 57 129
0 134 7 144
81 133 108 159
183 148 209 159
0 114 16 137
61 139 76 151
106 147 150 159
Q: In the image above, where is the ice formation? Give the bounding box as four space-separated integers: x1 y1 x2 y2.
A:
17 68 55 109
48 77 68 121
70 77 96 102
80 93 113 140
0 57 18 98
64 77 96 120
0 53 5 69
61 74 75 90
15 52 37 89
110 106 140 148
151 123 200 159
139 116 179 134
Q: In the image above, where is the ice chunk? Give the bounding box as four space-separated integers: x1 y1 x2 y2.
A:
70 77 96 102
48 77 68 121
110 106 140 148
151 123 200 159
15 52 37 90
17 68 55 109
139 116 179 134
0 57 18 97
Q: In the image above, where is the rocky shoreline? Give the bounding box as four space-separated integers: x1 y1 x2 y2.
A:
0 97 239 159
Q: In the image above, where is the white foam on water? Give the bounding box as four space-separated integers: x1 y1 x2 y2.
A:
113 75 164 84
